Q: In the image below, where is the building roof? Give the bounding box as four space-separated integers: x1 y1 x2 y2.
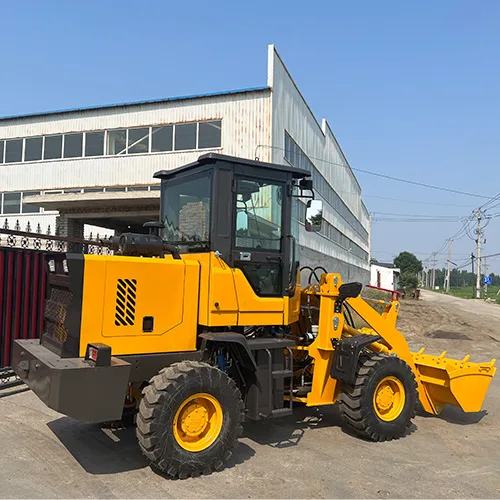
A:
0 86 270 122
372 262 399 269
154 153 311 180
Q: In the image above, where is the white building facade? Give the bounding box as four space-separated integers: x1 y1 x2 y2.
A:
0 45 371 282
370 264 400 290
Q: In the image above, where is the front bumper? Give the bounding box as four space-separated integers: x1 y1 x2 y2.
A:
13 339 131 423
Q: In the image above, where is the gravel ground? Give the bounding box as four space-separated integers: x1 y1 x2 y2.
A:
0 290 499 499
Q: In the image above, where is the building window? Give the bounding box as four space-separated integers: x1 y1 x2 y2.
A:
25 137 43 161
198 120 221 149
5 139 23 163
107 130 127 155
44 135 63 160
64 133 83 158
0 119 221 165
22 191 41 213
151 126 173 152
128 127 149 155
174 123 197 151
3 192 21 214
85 131 104 157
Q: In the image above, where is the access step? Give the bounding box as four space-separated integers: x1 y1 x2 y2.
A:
270 408 293 418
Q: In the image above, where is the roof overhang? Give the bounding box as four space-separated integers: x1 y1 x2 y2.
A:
24 190 160 212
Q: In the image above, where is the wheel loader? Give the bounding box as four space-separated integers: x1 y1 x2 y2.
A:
13 153 496 478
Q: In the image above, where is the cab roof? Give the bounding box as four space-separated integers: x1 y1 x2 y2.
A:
153 153 310 180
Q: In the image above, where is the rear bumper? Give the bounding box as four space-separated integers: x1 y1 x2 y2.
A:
13 339 131 423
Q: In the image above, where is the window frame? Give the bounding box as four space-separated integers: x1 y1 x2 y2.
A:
0 118 222 165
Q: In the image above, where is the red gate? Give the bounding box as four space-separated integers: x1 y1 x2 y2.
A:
0 248 48 368
0 224 112 384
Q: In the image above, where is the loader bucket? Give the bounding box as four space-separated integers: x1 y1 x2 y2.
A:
412 349 497 413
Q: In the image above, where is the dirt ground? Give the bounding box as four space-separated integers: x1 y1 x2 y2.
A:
397 290 500 360
0 290 499 499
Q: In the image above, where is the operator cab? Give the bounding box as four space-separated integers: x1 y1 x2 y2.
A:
154 153 321 298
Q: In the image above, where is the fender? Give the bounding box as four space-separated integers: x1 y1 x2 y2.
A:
199 332 258 371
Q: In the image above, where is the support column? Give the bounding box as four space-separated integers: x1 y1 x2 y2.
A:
55 214 84 239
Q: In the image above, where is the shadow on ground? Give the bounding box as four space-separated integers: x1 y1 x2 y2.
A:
48 416 256 476
244 403 419 446
48 418 148 474
243 404 344 448
418 405 487 425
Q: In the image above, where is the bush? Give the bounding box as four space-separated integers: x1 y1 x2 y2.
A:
399 271 418 291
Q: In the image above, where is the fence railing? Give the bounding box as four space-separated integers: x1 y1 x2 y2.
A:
0 223 114 387
0 218 113 255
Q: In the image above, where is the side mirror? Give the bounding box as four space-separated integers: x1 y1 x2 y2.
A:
236 211 249 233
305 199 323 232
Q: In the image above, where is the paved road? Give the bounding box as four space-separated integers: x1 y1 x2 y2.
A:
421 289 500 321
1 293 499 499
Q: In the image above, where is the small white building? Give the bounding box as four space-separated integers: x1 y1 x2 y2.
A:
370 263 400 290
0 45 371 282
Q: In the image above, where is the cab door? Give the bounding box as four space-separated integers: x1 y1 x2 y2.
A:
231 175 288 298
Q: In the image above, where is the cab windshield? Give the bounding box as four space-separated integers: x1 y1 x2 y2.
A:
161 174 211 252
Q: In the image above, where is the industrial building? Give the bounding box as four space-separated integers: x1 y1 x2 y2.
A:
0 45 371 282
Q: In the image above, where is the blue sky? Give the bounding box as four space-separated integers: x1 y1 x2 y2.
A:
1 0 499 273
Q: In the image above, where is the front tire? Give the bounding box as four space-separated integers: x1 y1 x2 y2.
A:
338 354 417 441
136 361 245 478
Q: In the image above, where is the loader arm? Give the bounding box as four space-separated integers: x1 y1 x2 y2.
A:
300 274 496 416
345 295 497 414
346 295 437 414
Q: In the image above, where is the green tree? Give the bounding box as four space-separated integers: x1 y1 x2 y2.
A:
393 251 423 275
399 271 419 290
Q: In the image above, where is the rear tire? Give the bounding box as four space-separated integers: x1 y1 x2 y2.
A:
338 354 417 441
136 361 245 478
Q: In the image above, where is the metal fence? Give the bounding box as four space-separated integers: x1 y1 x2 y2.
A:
0 220 112 387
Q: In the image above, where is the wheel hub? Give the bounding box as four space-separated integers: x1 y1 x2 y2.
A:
375 385 395 410
373 376 406 421
180 403 209 437
173 393 223 452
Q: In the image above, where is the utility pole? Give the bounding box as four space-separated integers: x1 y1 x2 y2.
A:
445 239 452 293
430 252 437 290
471 252 475 298
475 210 482 298
484 257 488 299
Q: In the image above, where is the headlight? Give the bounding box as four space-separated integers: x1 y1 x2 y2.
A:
48 260 56 273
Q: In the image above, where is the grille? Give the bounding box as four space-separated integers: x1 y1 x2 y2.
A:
44 287 72 344
115 278 137 326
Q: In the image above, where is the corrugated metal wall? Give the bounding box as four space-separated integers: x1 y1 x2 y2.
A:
267 45 370 274
0 90 272 192
0 248 47 368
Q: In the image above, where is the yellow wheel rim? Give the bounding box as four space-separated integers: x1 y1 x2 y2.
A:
373 376 405 421
173 393 223 452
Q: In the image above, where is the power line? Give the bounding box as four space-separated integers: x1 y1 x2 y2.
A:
372 218 463 223
255 145 494 200
371 211 466 218
363 195 476 208
480 191 500 211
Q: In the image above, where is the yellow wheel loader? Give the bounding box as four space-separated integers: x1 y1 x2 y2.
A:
13 154 496 478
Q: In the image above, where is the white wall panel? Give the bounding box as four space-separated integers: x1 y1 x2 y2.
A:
0 90 271 192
